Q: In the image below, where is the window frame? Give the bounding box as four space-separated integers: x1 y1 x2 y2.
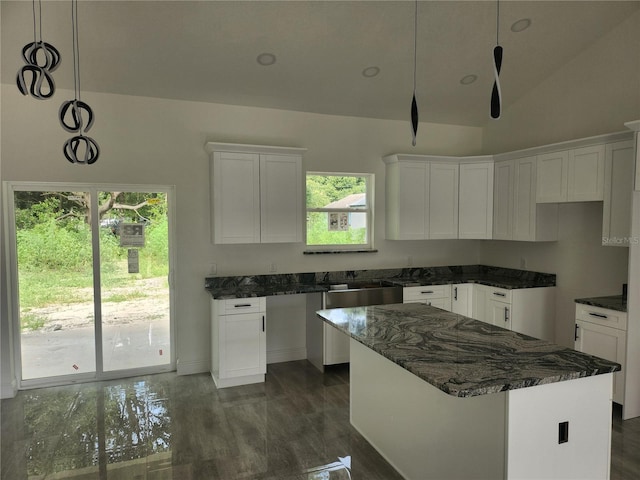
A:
305 172 374 252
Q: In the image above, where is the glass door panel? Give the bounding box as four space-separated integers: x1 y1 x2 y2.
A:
99 192 171 372
14 191 96 379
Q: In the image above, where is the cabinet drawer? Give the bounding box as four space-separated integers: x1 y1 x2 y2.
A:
217 297 265 315
485 287 512 304
575 303 627 330
403 285 450 301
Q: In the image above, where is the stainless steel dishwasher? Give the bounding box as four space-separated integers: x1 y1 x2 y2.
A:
320 282 403 367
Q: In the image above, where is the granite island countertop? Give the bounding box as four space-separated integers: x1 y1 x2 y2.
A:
575 295 627 312
316 302 620 398
206 265 556 299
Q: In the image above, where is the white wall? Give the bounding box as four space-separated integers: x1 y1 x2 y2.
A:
0 85 483 389
481 203 629 347
482 10 640 154
478 11 639 348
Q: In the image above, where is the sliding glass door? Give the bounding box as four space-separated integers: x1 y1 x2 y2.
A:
8 184 174 387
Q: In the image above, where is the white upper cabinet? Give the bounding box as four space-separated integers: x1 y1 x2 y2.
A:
385 158 429 240
206 143 306 244
568 145 605 201
493 156 558 242
492 160 515 240
429 163 459 239
385 155 491 240
212 152 261 244
602 140 635 247
536 151 569 203
260 155 303 243
537 145 605 203
459 162 494 239
512 157 537 241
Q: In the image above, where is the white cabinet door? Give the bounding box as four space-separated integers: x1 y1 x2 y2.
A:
385 159 429 240
429 163 459 239
492 160 514 240
220 312 266 378
260 154 302 243
472 284 490 323
487 298 512 330
513 156 537 241
536 151 569 203
451 284 473 317
575 319 626 404
403 285 451 310
568 145 605 201
212 152 261 244
635 132 640 191
459 163 494 239
603 140 635 246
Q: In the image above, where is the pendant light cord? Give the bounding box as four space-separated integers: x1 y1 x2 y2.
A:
71 0 81 102
32 0 43 44
413 0 418 95
496 0 500 45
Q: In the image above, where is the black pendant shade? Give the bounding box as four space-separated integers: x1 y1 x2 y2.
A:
59 0 99 165
16 1 60 100
411 93 419 147
491 45 503 119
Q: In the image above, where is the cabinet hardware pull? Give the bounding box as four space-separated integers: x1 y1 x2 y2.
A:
234 303 252 308
588 312 608 319
421 290 434 294
575 324 579 341
454 287 458 301
493 292 506 297
262 315 265 332
504 307 510 322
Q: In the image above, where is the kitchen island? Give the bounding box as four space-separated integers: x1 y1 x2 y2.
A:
317 303 621 480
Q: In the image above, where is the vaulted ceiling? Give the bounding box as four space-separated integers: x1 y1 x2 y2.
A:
2 1 638 127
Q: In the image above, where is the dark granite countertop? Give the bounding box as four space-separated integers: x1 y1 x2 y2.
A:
575 295 627 312
205 265 556 299
317 303 620 398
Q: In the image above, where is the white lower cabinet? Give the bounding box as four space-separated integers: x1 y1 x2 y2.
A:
403 285 451 310
451 283 473 316
487 297 512 330
575 303 627 404
474 285 555 342
211 297 266 388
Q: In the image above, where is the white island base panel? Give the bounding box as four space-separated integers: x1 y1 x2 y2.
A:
350 339 614 480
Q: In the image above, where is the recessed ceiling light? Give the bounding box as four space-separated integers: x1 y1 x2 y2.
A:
362 66 380 78
460 74 478 85
256 53 276 66
511 18 532 33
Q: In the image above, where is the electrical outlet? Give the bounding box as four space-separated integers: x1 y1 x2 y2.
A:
520 257 527 269
209 263 217 275
407 256 413 266
270 263 277 273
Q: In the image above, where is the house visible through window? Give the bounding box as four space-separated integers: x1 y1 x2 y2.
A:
306 173 373 250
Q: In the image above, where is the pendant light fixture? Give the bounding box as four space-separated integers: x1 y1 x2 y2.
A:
59 0 100 165
490 0 503 119
410 0 419 146
16 0 60 99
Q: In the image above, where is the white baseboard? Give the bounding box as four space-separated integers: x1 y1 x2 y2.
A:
176 358 209 376
267 347 307 365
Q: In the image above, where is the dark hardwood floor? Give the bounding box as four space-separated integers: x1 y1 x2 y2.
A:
2 360 639 479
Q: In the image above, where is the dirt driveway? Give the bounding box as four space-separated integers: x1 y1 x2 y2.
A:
19 277 171 379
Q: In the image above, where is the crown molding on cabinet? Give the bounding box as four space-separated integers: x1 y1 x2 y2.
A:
205 142 307 156
625 120 640 132
493 130 633 162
